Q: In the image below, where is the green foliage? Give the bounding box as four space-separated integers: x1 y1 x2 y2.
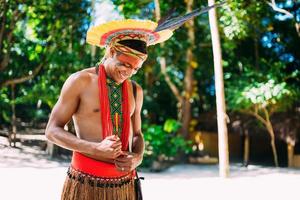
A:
0 0 92 124
163 119 181 133
219 0 268 40
142 119 192 168
219 1 249 40
228 79 296 112
243 80 292 107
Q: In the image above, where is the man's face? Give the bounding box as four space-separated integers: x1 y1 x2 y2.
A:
110 51 146 83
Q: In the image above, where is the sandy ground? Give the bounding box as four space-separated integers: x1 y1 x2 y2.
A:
1 137 300 200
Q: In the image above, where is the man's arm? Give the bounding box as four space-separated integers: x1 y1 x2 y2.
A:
131 83 144 161
45 72 122 161
45 72 94 154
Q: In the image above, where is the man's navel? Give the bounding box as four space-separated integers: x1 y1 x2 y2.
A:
93 108 100 112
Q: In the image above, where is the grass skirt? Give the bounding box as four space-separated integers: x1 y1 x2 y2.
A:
61 167 136 200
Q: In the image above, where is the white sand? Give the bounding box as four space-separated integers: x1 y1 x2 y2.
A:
1 138 299 200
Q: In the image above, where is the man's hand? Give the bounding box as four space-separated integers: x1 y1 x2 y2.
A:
114 152 143 172
89 135 123 160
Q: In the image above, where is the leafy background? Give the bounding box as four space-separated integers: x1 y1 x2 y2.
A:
0 0 299 167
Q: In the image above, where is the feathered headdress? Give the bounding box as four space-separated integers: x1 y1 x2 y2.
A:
86 2 225 53
154 1 226 32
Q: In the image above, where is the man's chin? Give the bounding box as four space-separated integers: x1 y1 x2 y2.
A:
117 76 130 83
116 72 129 83
115 78 126 84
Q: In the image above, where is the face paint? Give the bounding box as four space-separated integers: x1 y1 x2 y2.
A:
115 52 145 74
109 52 145 83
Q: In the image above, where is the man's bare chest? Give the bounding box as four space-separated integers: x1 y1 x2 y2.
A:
75 77 135 117
75 77 100 116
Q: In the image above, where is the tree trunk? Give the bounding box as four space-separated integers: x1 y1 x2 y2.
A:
249 108 279 167
266 124 279 167
0 0 7 51
287 142 294 167
154 0 182 119
0 9 20 71
263 108 279 167
243 129 250 167
208 0 230 177
181 0 195 139
46 141 56 158
9 84 17 147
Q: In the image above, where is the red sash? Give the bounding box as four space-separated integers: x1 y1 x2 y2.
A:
71 152 131 178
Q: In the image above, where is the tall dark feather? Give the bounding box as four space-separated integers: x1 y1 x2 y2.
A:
157 7 176 26
154 1 226 32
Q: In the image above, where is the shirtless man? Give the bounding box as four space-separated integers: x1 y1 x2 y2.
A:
44 4 219 198
45 22 150 199
45 47 144 171
43 9 195 197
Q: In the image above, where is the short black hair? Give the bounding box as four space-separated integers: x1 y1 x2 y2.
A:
117 39 147 54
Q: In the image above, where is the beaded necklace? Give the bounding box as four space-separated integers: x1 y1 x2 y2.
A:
106 77 123 136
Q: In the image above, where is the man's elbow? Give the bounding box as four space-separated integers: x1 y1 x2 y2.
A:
45 126 56 142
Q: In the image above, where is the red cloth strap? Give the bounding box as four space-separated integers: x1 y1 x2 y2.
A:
98 65 130 150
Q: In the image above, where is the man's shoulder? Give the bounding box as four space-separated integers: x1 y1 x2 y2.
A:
128 80 143 95
129 80 142 89
62 68 96 92
67 68 95 84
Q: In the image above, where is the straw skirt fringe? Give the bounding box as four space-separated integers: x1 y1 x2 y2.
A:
61 167 136 200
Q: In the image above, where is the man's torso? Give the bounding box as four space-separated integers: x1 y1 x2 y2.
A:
72 67 136 142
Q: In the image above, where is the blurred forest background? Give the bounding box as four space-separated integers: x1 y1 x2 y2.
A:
0 0 299 170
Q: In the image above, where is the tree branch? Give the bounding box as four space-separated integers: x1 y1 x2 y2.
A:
159 57 182 104
0 63 43 88
154 0 182 104
267 0 294 18
241 105 268 126
251 111 268 126
262 106 272 128
268 0 300 37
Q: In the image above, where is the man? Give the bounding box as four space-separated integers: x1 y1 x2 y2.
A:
45 19 173 200
45 4 220 199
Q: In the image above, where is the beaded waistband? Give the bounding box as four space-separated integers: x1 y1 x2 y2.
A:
67 166 134 188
